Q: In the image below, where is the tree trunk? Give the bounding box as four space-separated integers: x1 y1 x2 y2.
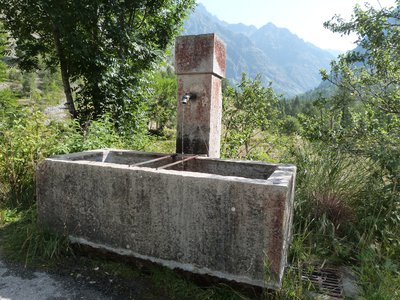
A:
52 26 76 118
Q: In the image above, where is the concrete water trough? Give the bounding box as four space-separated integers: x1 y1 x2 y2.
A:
37 149 296 289
37 33 296 289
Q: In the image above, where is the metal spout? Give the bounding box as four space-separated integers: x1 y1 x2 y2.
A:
182 92 196 104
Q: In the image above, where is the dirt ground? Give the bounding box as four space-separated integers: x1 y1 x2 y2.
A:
0 244 168 300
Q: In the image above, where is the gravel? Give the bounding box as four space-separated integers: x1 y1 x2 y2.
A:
0 257 114 300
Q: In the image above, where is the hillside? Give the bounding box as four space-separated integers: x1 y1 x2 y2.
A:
184 4 335 96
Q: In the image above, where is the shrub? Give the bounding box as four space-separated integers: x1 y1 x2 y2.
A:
0 99 151 209
0 207 72 265
288 141 377 260
280 116 301 135
0 109 65 207
286 140 400 298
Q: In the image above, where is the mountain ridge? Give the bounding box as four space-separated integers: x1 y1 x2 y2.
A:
183 4 335 96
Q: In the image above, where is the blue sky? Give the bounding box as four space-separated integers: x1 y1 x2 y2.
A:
197 0 397 51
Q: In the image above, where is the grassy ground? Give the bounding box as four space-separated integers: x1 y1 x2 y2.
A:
1 78 398 298
2 132 400 299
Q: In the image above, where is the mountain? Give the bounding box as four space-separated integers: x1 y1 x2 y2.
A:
183 4 335 97
325 49 344 57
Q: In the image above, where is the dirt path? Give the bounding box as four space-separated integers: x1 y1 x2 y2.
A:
0 237 166 300
0 239 117 300
43 102 69 121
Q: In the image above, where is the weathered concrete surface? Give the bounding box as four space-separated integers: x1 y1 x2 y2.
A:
175 34 226 78
175 34 226 158
176 74 222 157
37 150 296 289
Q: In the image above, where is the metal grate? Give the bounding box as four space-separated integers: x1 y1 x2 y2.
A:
301 266 343 298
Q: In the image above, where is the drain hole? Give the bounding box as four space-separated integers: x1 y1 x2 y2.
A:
301 266 344 298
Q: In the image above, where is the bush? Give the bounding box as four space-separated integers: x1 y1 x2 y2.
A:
286 140 400 297
0 108 69 207
280 116 301 135
0 207 72 265
222 74 279 159
0 98 151 209
288 142 374 260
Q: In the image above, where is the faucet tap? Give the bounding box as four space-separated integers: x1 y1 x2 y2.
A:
182 92 196 104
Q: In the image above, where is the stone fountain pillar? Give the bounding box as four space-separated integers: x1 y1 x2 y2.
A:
175 34 226 158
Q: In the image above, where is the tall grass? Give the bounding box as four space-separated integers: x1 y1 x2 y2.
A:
285 140 400 298
0 110 65 207
0 207 72 266
150 268 252 300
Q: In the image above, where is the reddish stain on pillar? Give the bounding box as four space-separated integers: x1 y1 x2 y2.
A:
175 34 226 158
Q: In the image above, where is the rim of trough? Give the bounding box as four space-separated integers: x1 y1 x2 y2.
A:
43 148 296 188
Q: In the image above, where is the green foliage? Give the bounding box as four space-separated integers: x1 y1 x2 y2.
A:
273 267 314 300
21 72 37 97
39 69 63 106
280 115 301 135
0 22 7 82
282 96 302 116
0 91 52 207
0 0 196 122
0 2 398 297
288 142 371 260
298 91 353 146
322 2 400 187
356 249 400 299
0 88 17 116
286 140 400 298
282 4 400 296
0 97 150 209
144 133 177 154
150 267 251 300
324 2 400 115
7 67 22 82
78 114 150 151
0 207 72 266
222 74 279 158
4 56 64 108
0 59 6 82
148 69 178 134
0 108 71 207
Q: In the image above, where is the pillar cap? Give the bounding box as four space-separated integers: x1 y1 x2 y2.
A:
175 33 226 78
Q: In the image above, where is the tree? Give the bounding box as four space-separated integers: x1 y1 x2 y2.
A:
148 69 177 134
0 24 6 82
323 3 400 115
222 74 279 158
0 0 195 123
321 2 399 189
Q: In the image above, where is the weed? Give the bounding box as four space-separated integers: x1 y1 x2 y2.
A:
356 248 400 299
282 140 400 298
0 108 65 208
144 136 176 154
150 267 250 300
0 208 20 224
287 141 374 259
0 207 72 267
275 266 314 300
